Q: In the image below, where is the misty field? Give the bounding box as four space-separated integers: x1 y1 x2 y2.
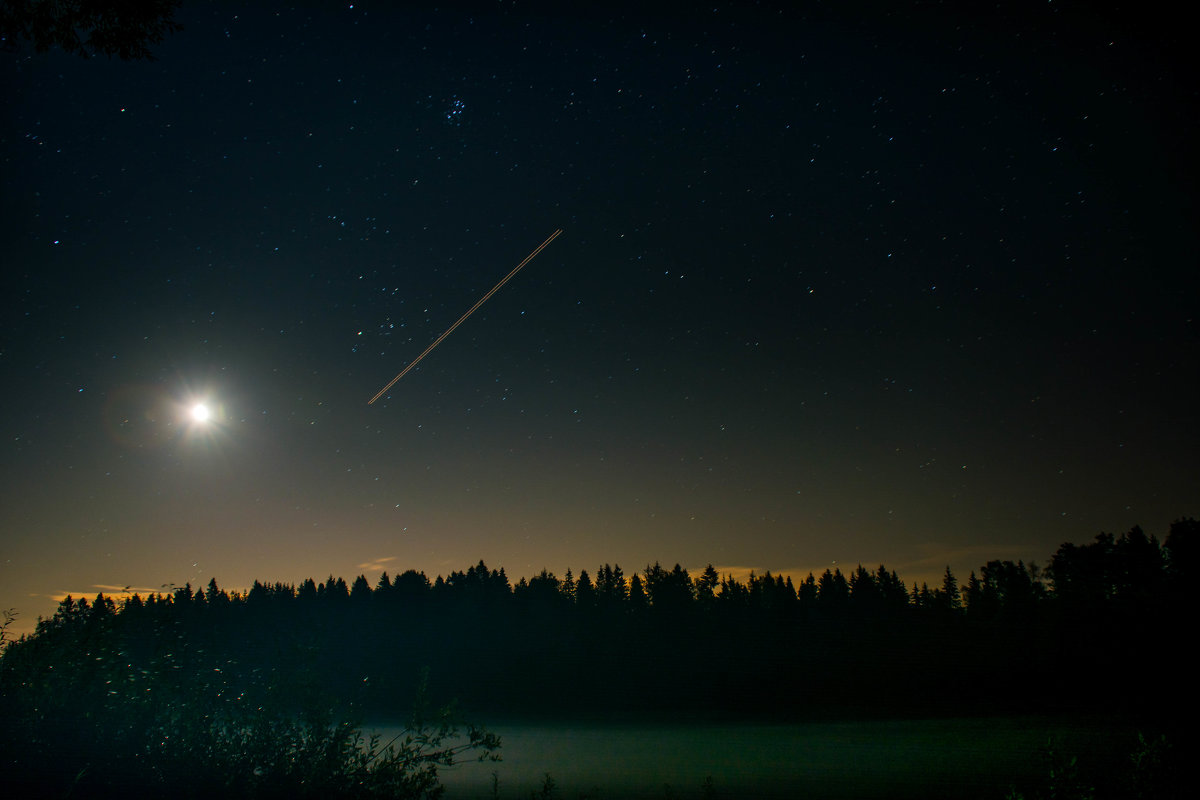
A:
380 715 1130 799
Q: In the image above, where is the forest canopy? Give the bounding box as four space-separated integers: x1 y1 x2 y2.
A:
1 518 1194 796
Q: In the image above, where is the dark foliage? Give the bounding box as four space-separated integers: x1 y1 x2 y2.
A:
0 0 182 60
1 520 1192 795
0 585 499 798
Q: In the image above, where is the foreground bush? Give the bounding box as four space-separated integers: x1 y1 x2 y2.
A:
0 599 499 798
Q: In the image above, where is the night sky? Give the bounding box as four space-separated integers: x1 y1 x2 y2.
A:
2 1 1195 635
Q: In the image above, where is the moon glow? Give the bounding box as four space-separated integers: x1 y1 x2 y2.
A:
190 403 211 422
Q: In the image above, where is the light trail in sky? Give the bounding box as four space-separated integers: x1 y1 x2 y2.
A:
368 228 563 404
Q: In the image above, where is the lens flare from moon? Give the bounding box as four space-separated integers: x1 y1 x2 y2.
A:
369 228 563 404
191 403 211 422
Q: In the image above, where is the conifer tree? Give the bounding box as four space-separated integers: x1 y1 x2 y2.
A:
376 572 393 593
206 578 230 609
297 578 317 604
610 564 627 602
576 569 596 608
628 573 648 611
940 565 961 611
798 573 818 607
817 568 849 612
350 575 372 602
963 571 982 615
694 564 720 605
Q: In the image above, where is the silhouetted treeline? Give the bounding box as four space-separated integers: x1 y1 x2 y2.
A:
2 519 1195 729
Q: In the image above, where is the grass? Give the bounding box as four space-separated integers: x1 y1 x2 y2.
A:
434 715 1173 799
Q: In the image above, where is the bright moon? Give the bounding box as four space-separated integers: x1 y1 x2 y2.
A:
191 403 211 422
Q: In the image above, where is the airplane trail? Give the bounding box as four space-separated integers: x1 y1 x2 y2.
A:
368 228 563 404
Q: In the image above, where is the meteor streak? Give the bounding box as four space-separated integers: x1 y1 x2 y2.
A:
368 228 563 404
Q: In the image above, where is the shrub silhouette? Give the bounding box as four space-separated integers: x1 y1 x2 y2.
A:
0 601 499 799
